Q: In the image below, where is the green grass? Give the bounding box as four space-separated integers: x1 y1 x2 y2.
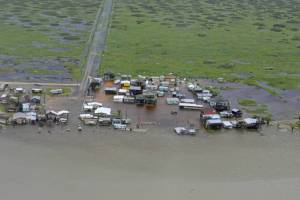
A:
25 68 64 75
205 86 220 96
242 78 280 96
0 104 5 113
238 98 272 119
238 98 257 107
245 104 272 120
102 0 300 90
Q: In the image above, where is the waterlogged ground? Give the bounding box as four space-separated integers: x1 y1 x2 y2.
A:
103 0 300 90
0 125 300 200
0 0 102 82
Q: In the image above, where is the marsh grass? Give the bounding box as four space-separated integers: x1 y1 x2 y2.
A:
102 0 300 90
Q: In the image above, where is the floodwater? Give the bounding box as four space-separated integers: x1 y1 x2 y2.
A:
0 126 300 200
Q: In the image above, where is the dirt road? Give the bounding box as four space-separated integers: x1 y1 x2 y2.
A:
79 0 113 97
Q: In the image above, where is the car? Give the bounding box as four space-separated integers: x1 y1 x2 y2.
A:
174 127 196 135
220 111 233 118
112 118 127 129
187 128 197 135
222 121 233 129
59 118 68 124
113 123 127 129
174 127 187 135
232 108 243 118
157 91 165 97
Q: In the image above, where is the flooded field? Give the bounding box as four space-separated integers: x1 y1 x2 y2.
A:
91 80 300 130
0 125 300 200
0 0 102 82
199 79 300 120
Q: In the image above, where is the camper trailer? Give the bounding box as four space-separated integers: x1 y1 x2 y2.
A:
123 96 135 104
129 86 142 96
113 95 125 103
144 92 157 107
179 103 203 110
135 95 145 106
104 87 117 95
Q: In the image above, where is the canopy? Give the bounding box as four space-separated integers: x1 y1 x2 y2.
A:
94 107 111 116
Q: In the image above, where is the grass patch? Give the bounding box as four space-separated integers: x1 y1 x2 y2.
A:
242 78 280 96
63 62 82 81
238 98 257 107
0 104 6 112
26 68 64 75
205 86 220 96
245 105 272 120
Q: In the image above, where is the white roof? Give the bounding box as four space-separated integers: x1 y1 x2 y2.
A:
244 118 258 124
15 88 24 91
121 80 130 84
207 119 222 124
146 84 158 89
46 110 58 115
113 95 124 99
202 96 211 100
118 89 128 93
179 103 203 108
87 102 102 107
188 84 195 89
232 108 240 112
167 97 179 101
22 103 30 109
32 88 42 91
79 114 94 119
222 121 232 126
174 127 187 133
95 107 111 115
57 110 69 116
180 99 195 103
0 93 8 98
210 114 221 119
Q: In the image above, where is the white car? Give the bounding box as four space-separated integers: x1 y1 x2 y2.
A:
223 121 233 129
174 127 187 135
113 123 127 129
59 118 68 124
220 111 233 118
174 127 196 135
187 84 195 91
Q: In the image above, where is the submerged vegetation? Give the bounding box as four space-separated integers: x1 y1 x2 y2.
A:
102 0 300 90
0 0 102 81
238 99 257 107
239 98 272 119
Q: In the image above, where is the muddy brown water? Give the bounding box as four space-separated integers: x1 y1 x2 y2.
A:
95 81 203 128
0 125 300 200
2 82 299 199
